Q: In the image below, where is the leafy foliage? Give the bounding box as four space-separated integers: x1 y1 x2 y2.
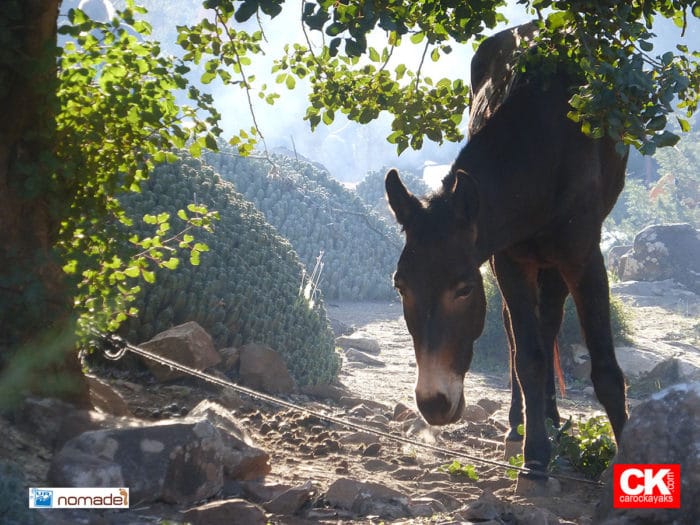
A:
606 129 700 243
205 148 402 300
440 459 480 481
176 0 699 155
120 155 339 385
56 1 223 336
548 416 617 480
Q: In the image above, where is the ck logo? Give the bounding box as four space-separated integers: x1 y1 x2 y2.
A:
613 464 681 508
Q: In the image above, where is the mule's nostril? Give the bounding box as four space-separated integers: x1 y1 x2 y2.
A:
416 392 451 422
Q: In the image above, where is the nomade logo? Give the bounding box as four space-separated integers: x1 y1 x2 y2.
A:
613 464 681 508
29 487 129 509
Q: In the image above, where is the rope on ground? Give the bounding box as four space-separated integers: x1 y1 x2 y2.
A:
90 329 604 487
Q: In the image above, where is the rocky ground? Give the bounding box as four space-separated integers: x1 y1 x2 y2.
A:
1 279 698 525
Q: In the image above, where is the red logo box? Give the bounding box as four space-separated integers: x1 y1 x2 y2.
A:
613 464 681 509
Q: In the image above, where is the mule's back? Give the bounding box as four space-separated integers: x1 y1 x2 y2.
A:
468 23 537 138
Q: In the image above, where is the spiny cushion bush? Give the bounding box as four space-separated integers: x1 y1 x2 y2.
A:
205 148 402 301
119 155 339 385
473 268 633 373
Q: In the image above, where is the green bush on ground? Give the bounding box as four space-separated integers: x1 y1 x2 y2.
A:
119 155 339 385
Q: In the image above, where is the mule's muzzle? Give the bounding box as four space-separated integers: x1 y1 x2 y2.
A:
416 389 465 425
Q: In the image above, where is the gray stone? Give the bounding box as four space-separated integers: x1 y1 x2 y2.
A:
140 321 221 382
263 480 314 515
218 347 240 373
239 342 297 394
336 334 381 355
87 376 132 417
182 498 266 525
187 400 270 480
476 398 501 415
409 497 447 517
344 348 385 367
595 383 700 525
49 420 226 505
325 478 411 519
462 403 490 423
616 223 700 293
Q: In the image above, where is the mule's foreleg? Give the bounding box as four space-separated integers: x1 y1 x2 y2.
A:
563 248 628 441
537 268 569 428
494 254 550 471
503 304 524 441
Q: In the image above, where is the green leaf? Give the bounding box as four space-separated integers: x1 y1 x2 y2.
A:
677 117 691 132
234 1 258 23
124 266 140 278
410 32 425 44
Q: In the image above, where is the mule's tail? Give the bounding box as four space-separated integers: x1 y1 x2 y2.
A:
554 338 566 398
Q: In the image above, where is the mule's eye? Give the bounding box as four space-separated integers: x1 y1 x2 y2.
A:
454 284 473 299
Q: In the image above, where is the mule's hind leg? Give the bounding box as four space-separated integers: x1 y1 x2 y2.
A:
537 268 569 428
563 248 628 440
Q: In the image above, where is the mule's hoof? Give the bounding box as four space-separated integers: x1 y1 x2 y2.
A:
515 472 561 496
503 439 522 461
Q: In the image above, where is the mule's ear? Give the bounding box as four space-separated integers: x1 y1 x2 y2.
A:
450 169 479 223
386 168 422 227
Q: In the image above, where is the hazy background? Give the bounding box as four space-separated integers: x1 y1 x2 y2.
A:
61 0 699 185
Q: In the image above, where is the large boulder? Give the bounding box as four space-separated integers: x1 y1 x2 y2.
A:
616 224 700 293
187 400 270 480
238 343 297 394
139 321 221 382
49 420 226 505
595 383 700 524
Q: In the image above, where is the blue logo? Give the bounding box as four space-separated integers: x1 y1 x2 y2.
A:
30 489 53 508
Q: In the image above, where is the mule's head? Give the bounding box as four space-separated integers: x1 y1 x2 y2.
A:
386 168 486 425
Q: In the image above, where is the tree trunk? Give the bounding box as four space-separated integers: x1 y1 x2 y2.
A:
0 0 89 406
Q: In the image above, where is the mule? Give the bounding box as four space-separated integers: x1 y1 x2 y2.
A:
385 23 628 472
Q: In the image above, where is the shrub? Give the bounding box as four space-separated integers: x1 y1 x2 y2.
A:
119 155 339 385
205 148 402 301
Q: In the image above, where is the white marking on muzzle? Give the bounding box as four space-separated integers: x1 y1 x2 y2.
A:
415 351 464 420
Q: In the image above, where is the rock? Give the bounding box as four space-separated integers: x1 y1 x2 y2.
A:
238 343 297 394
409 497 447 517
362 442 382 457
325 478 411 519
362 458 396 472
218 347 241 374
13 397 109 450
187 400 270 480
139 321 221 382
477 398 501 415
300 383 347 402
423 490 464 512
464 491 560 524
329 317 354 337
595 383 700 525
628 358 683 398
616 223 700 293
515 475 562 497
462 403 489 423
336 334 381 355
344 348 385 367
608 244 633 276
339 432 381 446
263 480 314 515
49 420 225 505
182 498 266 525
87 376 132 417
615 346 664 378
393 402 416 421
